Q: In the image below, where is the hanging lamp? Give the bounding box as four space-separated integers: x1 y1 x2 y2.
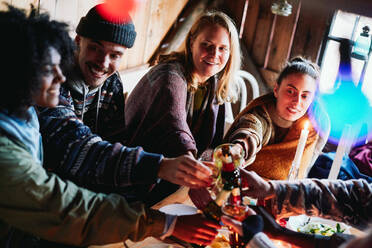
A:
271 0 292 16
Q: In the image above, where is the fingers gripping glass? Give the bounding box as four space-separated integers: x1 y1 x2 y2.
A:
207 144 245 198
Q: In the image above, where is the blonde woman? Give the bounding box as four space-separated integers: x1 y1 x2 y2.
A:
125 11 241 158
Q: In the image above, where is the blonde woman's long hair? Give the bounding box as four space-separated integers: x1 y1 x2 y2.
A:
156 10 241 104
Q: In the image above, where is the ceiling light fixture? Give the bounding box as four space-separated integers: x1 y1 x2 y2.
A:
271 0 292 16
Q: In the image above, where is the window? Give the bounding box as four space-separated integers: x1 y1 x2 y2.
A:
319 10 372 104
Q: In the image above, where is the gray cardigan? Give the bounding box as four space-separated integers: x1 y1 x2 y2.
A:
124 62 225 158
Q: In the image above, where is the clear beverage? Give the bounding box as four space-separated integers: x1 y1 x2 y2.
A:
221 203 247 221
222 203 248 248
213 144 245 173
214 144 246 248
214 143 244 203
203 159 222 199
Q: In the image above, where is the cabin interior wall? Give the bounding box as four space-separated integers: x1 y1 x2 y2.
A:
2 0 189 72
222 0 332 88
5 0 353 92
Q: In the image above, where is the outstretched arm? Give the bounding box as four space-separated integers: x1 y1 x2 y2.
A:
223 109 268 166
38 105 162 191
240 169 372 229
0 140 165 246
270 178 372 229
38 104 212 193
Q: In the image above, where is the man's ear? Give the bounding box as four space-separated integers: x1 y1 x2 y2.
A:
74 35 81 46
273 83 279 98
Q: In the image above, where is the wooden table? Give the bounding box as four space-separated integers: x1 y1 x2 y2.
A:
126 186 193 248
89 186 192 248
89 185 366 248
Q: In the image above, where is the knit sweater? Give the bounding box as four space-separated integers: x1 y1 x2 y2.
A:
61 66 126 141
38 90 163 200
224 93 329 180
244 179 371 248
269 179 372 229
124 62 225 158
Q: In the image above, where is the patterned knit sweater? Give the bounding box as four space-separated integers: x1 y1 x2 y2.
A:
38 80 163 200
269 179 372 229
61 67 126 141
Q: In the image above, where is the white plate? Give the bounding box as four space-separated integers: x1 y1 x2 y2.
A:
159 203 198 216
287 215 351 234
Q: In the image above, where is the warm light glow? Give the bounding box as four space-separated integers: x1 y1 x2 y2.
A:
97 0 139 22
271 239 293 248
303 121 309 131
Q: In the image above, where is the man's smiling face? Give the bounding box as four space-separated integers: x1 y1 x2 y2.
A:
75 36 127 88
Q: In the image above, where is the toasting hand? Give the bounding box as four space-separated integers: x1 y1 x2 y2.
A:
158 155 213 188
240 169 274 200
173 214 221 246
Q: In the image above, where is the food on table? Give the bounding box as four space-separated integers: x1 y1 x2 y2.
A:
297 222 345 236
207 235 231 248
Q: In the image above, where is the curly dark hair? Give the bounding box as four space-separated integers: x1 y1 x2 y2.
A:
0 4 75 119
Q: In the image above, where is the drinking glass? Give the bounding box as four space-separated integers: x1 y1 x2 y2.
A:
200 157 222 199
214 144 246 248
213 143 245 172
221 201 248 248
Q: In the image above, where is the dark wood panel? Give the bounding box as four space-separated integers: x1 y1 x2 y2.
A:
223 0 333 87
242 0 260 52
223 0 245 17
251 0 274 67
303 0 372 18
220 0 259 51
290 4 332 62
267 0 301 72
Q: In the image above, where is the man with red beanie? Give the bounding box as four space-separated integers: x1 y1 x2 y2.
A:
38 3 213 204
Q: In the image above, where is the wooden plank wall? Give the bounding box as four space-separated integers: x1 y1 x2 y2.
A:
1 0 189 71
223 0 332 88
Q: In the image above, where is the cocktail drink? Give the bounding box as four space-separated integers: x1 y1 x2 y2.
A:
213 144 245 174
222 202 248 248
214 144 246 248
221 203 247 221
213 143 244 206
213 143 244 199
203 158 222 199
201 144 244 223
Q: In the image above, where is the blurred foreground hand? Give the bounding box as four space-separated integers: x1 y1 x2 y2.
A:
173 214 221 245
